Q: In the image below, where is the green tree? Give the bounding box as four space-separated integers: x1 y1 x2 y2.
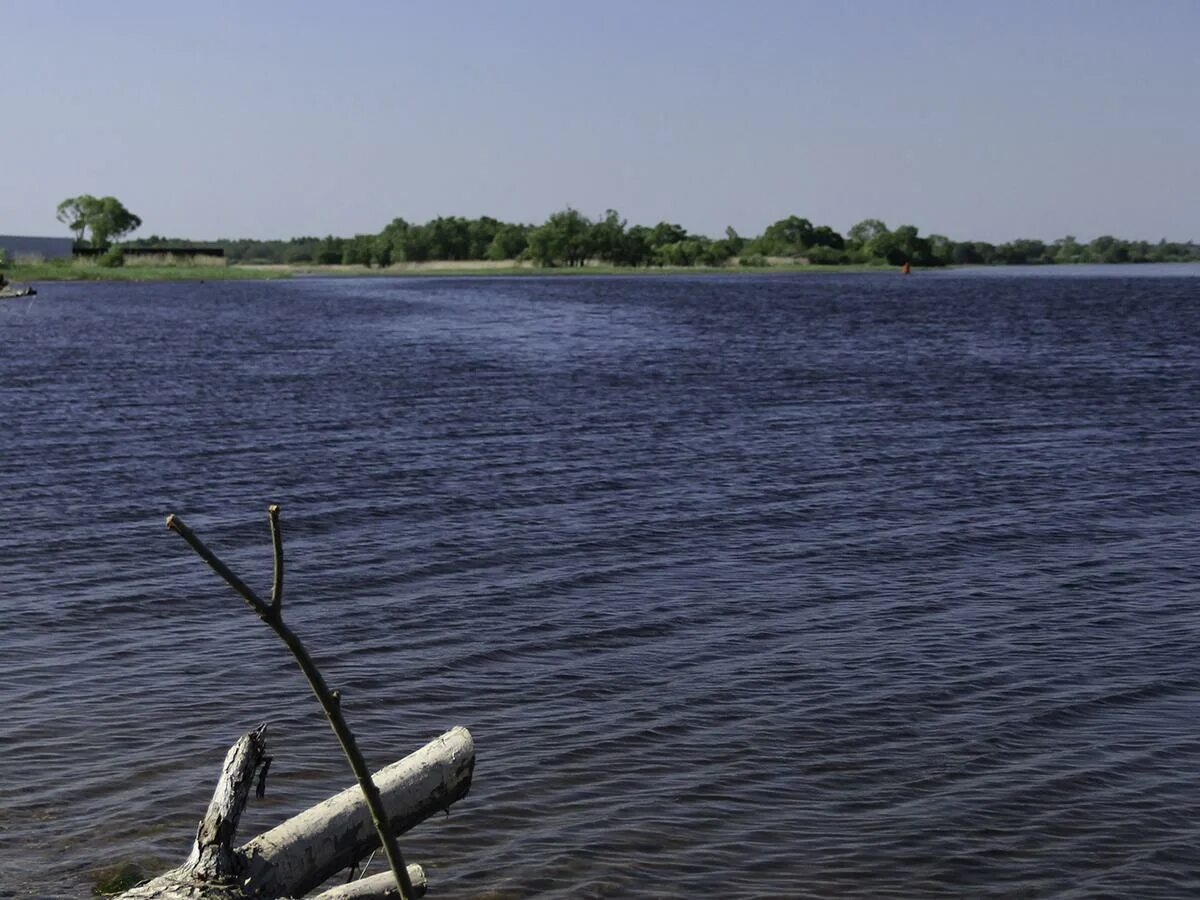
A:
467 217 500 259
698 238 736 267
528 207 593 267
927 234 954 263
284 237 320 264
590 209 628 264
649 221 688 248
1147 239 1199 262
950 242 983 265
996 238 1050 265
808 225 845 250
1088 235 1129 264
656 239 704 267
485 223 530 260
373 233 394 267
844 220 892 259
56 195 142 248
881 224 937 266
424 216 471 260
341 234 376 266
723 226 745 256
622 225 654 267
1051 235 1086 263
758 215 815 255
313 235 344 265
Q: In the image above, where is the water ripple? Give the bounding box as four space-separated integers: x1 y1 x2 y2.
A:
3 271 1200 897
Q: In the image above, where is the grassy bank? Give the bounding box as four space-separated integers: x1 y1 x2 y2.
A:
8 258 891 283
8 259 289 281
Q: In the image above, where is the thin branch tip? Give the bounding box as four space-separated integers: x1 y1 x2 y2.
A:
269 505 285 611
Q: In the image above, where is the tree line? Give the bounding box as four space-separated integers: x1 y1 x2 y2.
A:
104 203 1200 268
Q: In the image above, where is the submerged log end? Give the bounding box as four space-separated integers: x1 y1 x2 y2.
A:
115 726 269 900
312 863 427 900
117 873 250 900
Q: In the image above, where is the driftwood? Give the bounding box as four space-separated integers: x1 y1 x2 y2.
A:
161 507 430 898
119 725 473 900
115 505 476 899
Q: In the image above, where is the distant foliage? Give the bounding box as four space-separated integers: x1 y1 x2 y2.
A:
95 208 1200 271
314 236 344 265
804 245 851 265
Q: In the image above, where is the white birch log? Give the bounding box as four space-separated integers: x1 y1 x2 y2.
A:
239 726 473 898
117 726 473 900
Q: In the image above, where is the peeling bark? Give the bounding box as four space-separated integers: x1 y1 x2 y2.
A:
183 726 268 879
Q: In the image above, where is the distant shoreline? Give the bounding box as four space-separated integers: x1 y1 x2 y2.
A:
8 258 1198 284
8 258 892 282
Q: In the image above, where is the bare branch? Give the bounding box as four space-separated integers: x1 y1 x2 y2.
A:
165 508 416 900
268 504 284 613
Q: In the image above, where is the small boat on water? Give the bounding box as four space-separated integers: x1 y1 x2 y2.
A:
0 285 37 299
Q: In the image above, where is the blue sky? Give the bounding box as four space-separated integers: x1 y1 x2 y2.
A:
5 0 1197 242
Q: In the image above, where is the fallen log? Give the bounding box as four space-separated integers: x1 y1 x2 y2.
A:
241 726 474 897
119 726 473 900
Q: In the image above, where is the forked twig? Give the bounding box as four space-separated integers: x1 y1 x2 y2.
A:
166 506 415 900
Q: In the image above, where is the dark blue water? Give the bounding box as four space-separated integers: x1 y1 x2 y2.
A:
2 268 1199 898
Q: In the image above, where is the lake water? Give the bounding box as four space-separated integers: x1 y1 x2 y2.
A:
2 267 1199 898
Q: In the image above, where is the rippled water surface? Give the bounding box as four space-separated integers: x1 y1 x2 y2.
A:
3 269 1199 898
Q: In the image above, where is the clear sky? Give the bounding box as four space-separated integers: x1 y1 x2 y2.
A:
5 0 1198 243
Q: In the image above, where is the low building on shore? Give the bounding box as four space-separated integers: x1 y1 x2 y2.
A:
0 235 75 262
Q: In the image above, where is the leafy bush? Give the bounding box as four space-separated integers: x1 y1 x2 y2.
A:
97 248 126 268
803 246 851 265
313 236 344 265
738 253 769 268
